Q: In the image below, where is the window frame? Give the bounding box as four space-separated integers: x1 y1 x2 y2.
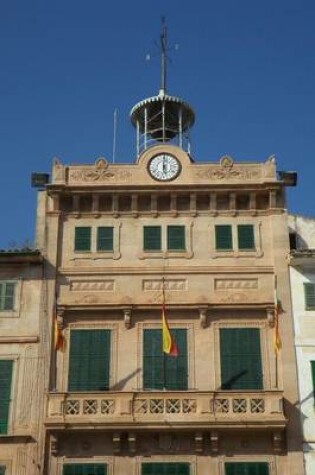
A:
0 359 14 435
72 223 121 260
140 222 193 259
211 222 262 258
143 226 162 251
97 226 114 252
224 461 270 475
0 280 21 318
304 283 315 311
74 226 92 252
0 282 16 312
62 463 107 475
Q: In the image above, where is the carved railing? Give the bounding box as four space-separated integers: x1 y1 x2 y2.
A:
45 390 286 429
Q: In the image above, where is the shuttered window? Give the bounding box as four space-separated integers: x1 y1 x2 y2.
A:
220 328 263 390
74 227 91 251
0 282 15 311
225 462 269 475
238 225 255 250
68 330 111 391
143 329 188 390
167 226 185 251
63 464 107 475
142 463 189 475
304 283 315 310
0 360 13 434
144 226 162 251
97 227 113 251
215 225 232 250
311 361 315 401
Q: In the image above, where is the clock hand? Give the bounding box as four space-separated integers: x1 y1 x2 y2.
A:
163 157 167 173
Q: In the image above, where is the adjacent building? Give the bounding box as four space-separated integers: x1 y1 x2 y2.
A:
288 214 315 475
0 250 44 475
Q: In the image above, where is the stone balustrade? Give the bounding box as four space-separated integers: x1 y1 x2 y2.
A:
45 390 286 430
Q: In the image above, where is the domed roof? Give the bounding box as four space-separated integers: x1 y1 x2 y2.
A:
130 92 195 142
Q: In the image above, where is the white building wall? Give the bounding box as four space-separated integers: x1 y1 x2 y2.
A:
289 214 315 475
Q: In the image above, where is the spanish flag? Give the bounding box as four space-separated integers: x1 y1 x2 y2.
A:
162 304 178 357
54 296 64 351
273 276 282 354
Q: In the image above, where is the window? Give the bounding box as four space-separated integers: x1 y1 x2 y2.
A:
142 463 189 475
215 224 256 252
167 226 185 251
0 282 15 311
238 225 255 250
97 227 113 252
68 330 111 391
0 360 13 434
225 462 269 475
311 361 315 401
215 225 232 250
220 328 263 390
143 329 188 390
304 283 315 310
144 226 161 251
63 464 107 475
74 227 91 252
0 467 5 475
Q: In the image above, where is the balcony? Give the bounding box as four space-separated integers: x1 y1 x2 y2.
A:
45 390 286 431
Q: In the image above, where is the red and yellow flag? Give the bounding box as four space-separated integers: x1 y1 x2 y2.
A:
54 296 64 351
162 304 178 357
273 276 282 354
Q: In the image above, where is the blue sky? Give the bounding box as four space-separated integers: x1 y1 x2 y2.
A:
0 0 315 248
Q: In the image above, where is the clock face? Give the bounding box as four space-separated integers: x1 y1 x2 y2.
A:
148 154 181 181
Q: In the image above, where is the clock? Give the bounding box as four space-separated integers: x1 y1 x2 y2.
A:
148 154 181 181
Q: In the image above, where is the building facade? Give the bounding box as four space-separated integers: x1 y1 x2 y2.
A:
34 127 304 474
0 250 44 475
288 214 315 475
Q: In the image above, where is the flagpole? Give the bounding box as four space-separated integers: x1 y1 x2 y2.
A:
162 277 166 390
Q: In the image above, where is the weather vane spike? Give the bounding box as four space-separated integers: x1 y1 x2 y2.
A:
160 16 167 96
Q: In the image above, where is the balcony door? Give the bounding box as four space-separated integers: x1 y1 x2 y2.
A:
68 329 111 391
143 329 188 390
220 328 263 390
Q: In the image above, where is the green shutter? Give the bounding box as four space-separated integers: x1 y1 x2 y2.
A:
97 227 113 251
0 360 13 434
311 361 315 400
0 282 15 311
143 329 187 390
68 330 111 391
142 463 189 475
74 227 91 251
144 226 161 251
225 462 269 475
0 467 5 475
238 225 255 250
167 226 185 251
215 225 232 250
220 328 263 390
63 464 107 475
304 283 315 310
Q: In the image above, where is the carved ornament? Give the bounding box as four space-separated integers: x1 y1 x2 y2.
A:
143 279 187 291
70 280 114 292
215 279 258 290
69 157 132 183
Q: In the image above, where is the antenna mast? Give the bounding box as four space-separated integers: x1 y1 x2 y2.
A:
160 17 167 96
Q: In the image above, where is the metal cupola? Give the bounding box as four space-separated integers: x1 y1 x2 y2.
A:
130 20 195 157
